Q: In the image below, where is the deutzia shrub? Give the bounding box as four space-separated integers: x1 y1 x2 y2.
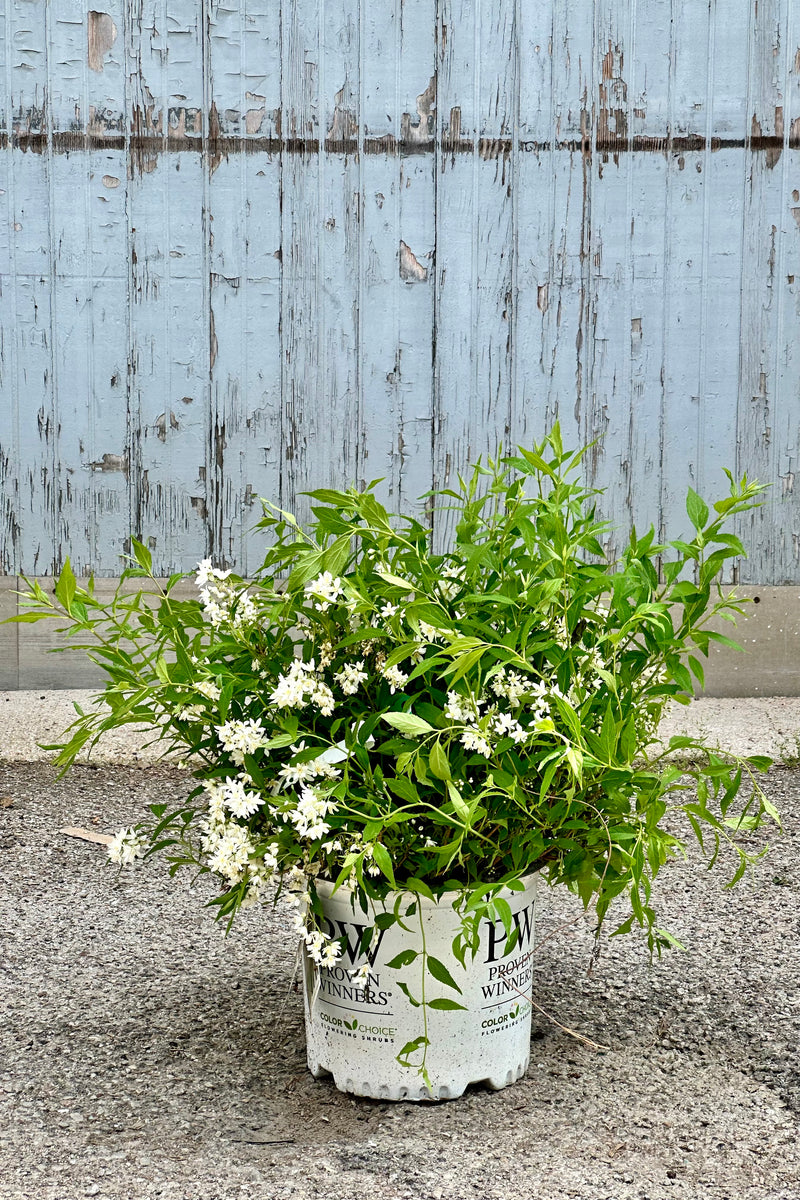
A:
14 427 778 964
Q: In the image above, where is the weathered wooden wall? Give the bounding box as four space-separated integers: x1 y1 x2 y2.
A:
2 1 800 583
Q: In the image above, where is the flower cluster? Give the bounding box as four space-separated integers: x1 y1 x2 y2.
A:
270 659 335 716
108 827 146 865
217 718 270 765
196 559 257 629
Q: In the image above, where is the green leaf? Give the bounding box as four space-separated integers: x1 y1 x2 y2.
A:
382 712 435 736
654 927 687 951
385 949 419 969
686 488 709 531
405 877 436 902
131 537 153 573
375 569 415 590
396 981 421 1008
705 630 743 652
154 655 171 684
687 655 705 688
54 560 77 614
442 647 486 686
429 739 452 781
426 955 463 994
303 487 354 506
427 997 468 1011
385 775 420 803
397 1035 427 1059
447 781 469 822
371 842 396 888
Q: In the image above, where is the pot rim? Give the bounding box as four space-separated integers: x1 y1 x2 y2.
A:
312 868 539 908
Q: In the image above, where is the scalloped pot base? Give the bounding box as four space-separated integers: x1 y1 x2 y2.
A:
302 873 538 1102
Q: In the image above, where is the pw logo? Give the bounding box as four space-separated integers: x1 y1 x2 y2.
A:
318 918 388 966
483 898 535 963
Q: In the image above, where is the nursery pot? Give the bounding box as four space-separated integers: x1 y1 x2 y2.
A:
302 872 538 1101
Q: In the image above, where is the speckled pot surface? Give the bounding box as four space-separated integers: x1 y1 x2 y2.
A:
302 873 538 1101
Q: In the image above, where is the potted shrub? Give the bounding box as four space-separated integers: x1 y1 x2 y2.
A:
12 428 778 1100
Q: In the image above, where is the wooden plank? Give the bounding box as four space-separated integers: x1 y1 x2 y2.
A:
50 142 131 576
393 0 436 515
279 0 320 527
359 0 403 507
206 2 283 568
48 2 88 130
122 4 213 574
3 3 54 576
514 2 558 447
773 5 800 580
127 157 211 572
736 0 793 582
360 0 436 518
433 0 517 549
6 0 47 139
279 0 360 528
311 0 360 504
657 5 711 555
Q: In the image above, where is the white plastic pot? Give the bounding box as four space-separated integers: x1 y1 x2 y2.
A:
302 873 538 1101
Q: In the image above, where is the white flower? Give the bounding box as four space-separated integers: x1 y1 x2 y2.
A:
334 660 368 695
491 668 528 706
221 777 263 819
492 712 528 744
217 718 270 765
290 786 337 840
232 592 258 628
444 690 482 723
108 827 146 866
202 779 227 826
380 664 408 694
320 941 342 967
302 926 343 967
278 759 317 787
205 822 256 883
317 640 334 669
349 963 371 986
270 658 314 709
460 727 492 758
380 601 399 619
195 679 221 702
196 559 231 589
418 620 443 643
311 682 335 716
438 563 463 600
304 571 344 612
552 618 570 649
175 704 205 721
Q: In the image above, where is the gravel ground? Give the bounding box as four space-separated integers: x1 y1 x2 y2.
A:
1 758 798 1200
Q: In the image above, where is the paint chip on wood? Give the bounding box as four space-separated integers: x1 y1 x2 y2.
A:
399 241 428 284
88 11 118 73
102 175 120 188
88 452 129 477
